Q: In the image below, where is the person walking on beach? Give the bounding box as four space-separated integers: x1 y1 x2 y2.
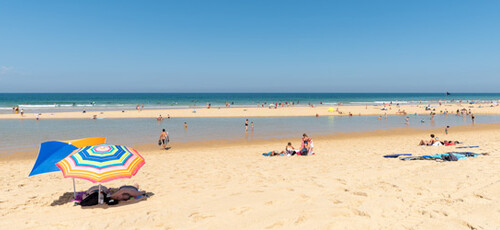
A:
159 129 169 149
245 119 249 132
20 108 24 116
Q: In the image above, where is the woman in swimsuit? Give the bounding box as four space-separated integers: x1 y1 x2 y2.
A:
301 134 312 155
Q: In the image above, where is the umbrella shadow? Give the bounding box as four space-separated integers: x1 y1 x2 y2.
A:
51 192 75 206
164 147 172 150
81 192 155 209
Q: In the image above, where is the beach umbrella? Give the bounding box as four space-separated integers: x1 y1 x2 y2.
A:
29 137 106 176
29 137 106 198
56 144 145 204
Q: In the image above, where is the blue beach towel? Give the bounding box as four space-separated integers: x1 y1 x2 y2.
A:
456 146 479 149
384 154 412 158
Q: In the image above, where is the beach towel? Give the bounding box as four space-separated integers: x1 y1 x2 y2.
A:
402 152 482 161
384 154 412 158
456 146 479 149
262 152 284 157
432 141 443 146
400 156 424 161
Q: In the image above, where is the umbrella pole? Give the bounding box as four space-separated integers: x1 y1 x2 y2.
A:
98 184 102 205
72 178 76 199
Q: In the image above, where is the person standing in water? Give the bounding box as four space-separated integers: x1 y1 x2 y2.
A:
245 119 249 132
184 122 188 129
160 129 169 149
250 121 254 131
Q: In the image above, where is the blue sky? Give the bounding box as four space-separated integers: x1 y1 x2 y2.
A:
0 0 499 93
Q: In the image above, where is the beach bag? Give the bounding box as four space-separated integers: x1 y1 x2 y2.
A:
80 192 114 206
300 148 308 156
158 139 162 146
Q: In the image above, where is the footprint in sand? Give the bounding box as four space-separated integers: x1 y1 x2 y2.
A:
300 194 310 199
234 207 251 215
352 191 368 197
295 215 306 224
265 221 284 229
473 193 491 200
189 212 214 222
353 209 370 217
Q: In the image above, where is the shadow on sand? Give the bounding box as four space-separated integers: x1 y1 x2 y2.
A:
51 192 155 208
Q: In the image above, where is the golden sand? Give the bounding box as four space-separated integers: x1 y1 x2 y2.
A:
1 123 499 229
1 103 499 120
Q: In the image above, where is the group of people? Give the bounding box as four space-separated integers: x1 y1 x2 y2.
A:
418 134 459 146
244 119 254 132
12 106 23 116
268 133 314 156
157 114 171 121
79 184 145 206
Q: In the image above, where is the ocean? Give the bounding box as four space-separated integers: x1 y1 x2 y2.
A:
1 93 500 113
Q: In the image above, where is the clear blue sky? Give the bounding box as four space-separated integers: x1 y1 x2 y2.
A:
0 0 499 93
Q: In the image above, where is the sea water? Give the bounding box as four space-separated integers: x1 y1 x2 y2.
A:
1 93 500 114
1 114 498 156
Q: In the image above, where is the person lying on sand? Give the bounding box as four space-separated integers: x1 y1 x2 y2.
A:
108 184 145 201
82 185 108 200
442 140 460 146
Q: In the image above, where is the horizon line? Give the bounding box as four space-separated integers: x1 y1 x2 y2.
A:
1 92 500 94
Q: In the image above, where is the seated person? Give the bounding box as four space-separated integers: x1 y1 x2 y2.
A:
109 184 145 201
419 134 438 146
285 142 295 155
301 134 313 155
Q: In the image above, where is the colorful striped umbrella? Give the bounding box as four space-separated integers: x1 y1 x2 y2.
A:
56 144 145 183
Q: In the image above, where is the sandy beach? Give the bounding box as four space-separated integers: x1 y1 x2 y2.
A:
2 103 500 120
1 122 499 229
